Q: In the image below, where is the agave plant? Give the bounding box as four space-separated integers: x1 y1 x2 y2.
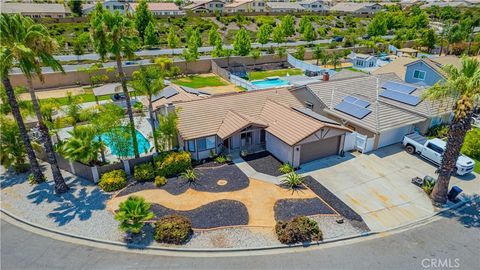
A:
279 163 294 174
115 196 154 234
281 172 305 189
181 169 198 182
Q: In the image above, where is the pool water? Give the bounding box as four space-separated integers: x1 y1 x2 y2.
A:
100 127 151 158
251 78 291 89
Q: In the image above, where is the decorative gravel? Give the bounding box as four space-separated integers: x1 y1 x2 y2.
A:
310 215 370 237
117 164 250 197
303 176 370 231
149 199 248 229
274 198 337 221
242 151 283 177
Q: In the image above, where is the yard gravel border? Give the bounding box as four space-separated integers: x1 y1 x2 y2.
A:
274 198 338 221
243 151 284 177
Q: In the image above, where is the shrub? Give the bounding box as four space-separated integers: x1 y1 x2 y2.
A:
214 155 227 164
134 162 155 182
98 170 127 192
275 216 322 244
155 151 191 177
281 172 305 188
154 215 193 244
115 196 154 234
154 176 168 187
279 163 294 174
462 128 480 160
426 124 449 139
181 169 198 182
13 163 30 173
422 176 436 195
28 174 46 185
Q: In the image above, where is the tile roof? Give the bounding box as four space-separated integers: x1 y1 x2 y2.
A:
330 2 378 12
1 3 68 14
146 84 205 110
217 110 266 139
372 57 416 79
266 2 305 10
224 0 253 8
130 2 180 11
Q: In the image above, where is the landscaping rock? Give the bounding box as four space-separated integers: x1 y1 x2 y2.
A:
274 198 337 221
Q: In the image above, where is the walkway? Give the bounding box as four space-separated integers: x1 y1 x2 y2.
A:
232 157 279 185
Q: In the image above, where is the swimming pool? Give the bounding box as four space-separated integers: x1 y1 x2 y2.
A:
100 127 151 158
251 77 291 89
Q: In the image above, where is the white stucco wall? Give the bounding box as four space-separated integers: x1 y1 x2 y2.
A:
265 132 293 165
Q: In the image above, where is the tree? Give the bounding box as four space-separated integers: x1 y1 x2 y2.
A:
68 0 83 17
72 32 90 60
144 21 158 47
421 29 437 53
302 22 317 43
257 24 272 47
368 14 387 37
130 66 164 153
281 15 295 38
313 45 325 66
276 47 286 59
115 196 154 235
293 46 306 60
208 27 221 46
212 39 224 58
59 126 104 166
191 29 202 48
182 30 200 73
167 27 179 55
78 63 111 88
423 57 480 204
330 53 341 70
250 49 261 70
298 17 310 34
0 14 69 192
90 103 124 163
233 28 251 56
0 116 28 173
272 25 286 45
134 0 153 42
90 4 141 158
156 111 178 151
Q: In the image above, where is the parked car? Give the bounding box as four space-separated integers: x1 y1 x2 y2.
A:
362 34 371 40
111 92 126 101
403 133 475 175
125 61 137 65
331 36 343 43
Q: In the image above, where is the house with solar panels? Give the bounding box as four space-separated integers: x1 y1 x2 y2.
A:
291 73 452 153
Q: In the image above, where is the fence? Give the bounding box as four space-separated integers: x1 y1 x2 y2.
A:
230 74 259 91
287 54 334 74
211 60 230 81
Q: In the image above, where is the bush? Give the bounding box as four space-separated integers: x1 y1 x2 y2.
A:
13 163 30 173
279 163 294 174
155 151 191 177
154 176 168 187
214 155 227 164
275 216 322 244
154 215 193 244
422 176 436 195
181 169 198 182
99 169 127 192
462 128 480 160
134 162 155 181
281 172 305 189
28 174 46 185
426 124 449 139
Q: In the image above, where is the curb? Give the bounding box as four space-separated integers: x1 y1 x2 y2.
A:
0 196 475 254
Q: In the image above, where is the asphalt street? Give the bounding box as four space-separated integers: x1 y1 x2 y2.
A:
1 200 479 270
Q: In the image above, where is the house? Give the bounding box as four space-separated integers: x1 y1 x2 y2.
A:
350 53 378 68
0 3 71 18
291 73 452 152
224 0 266 13
173 88 351 168
128 2 185 16
404 56 461 86
421 1 476 8
330 2 383 14
298 0 330 12
265 2 306 12
183 0 225 13
395 48 419 58
149 84 210 116
373 57 417 79
83 0 129 15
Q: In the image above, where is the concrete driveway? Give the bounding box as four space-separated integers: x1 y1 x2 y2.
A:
298 145 479 232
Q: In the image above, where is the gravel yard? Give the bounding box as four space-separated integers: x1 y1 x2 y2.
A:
243 152 283 177
274 198 338 221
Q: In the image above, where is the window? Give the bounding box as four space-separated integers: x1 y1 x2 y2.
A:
187 140 195 152
427 143 444 154
305 101 314 110
413 69 426 80
197 136 216 151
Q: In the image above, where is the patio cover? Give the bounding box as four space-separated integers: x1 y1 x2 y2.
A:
93 83 134 97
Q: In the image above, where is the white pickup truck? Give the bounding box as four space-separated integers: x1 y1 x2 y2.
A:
403 133 475 176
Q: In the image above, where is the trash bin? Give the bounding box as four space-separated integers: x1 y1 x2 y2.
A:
448 186 463 201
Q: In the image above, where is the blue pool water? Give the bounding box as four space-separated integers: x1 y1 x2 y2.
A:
251 78 291 89
100 128 151 157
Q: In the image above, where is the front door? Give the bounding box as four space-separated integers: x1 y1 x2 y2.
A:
241 132 252 147
223 138 230 150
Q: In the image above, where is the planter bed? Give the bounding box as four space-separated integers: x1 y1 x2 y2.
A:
150 199 249 229
274 198 338 221
242 151 283 177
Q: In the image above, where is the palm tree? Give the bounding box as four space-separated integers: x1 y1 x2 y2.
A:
115 196 154 235
58 126 104 166
312 45 325 66
130 66 164 153
329 53 341 70
422 57 480 204
0 116 28 173
0 14 69 191
90 3 141 158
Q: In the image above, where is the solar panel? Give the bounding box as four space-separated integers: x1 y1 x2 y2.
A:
343 96 358 104
151 86 179 101
334 101 372 119
380 89 420 106
381 81 416 94
181 86 200 95
343 95 370 108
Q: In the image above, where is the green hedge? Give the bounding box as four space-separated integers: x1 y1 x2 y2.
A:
134 162 155 182
155 151 191 177
99 169 127 192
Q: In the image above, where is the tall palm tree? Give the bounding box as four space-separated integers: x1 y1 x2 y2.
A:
130 66 164 153
0 14 66 190
90 3 141 158
423 57 480 204
312 45 325 66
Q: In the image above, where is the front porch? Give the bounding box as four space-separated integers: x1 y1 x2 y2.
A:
220 126 267 157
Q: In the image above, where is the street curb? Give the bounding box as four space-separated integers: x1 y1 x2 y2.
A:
0 196 474 253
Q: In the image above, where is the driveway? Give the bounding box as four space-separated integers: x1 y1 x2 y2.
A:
298 144 479 232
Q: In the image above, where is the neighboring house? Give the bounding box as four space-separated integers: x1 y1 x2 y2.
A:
173 88 351 168
149 84 209 116
298 0 330 12
421 1 476 8
292 73 452 152
83 0 128 15
350 53 378 68
404 56 461 86
373 57 416 79
128 2 185 16
395 48 419 58
224 0 266 13
330 2 382 14
1 3 71 18
183 0 225 13
265 2 306 12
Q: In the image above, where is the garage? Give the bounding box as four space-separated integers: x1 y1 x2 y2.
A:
299 136 340 164
378 125 413 148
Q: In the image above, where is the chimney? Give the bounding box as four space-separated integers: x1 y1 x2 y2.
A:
323 72 330 81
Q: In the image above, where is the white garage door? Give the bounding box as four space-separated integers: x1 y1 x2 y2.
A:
378 125 413 148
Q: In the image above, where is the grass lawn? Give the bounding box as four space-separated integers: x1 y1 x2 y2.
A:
473 159 480 174
172 75 228 88
248 68 303 81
